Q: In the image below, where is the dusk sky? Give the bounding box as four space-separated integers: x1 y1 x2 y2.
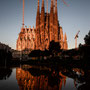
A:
0 0 90 49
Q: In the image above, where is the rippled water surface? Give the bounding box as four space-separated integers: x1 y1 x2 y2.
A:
0 65 90 90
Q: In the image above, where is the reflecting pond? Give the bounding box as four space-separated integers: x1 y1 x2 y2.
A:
0 65 90 90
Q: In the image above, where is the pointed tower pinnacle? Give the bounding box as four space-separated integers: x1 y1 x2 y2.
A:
41 0 45 23
55 0 58 26
51 0 53 8
42 0 44 8
55 0 57 12
37 0 40 14
60 27 63 41
64 33 68 50
50 0 54 23
59 27 64 49
36 0 40 50
64 33 67 41
36 0 40 27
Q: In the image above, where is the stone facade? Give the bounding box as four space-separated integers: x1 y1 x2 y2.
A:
16 0 68 51
16 27 35 51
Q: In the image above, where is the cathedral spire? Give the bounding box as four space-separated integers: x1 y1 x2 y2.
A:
64 33 68 50
37 0 40 10
50 0 54 23
60 27 64 49
36 0 40 50
36 0 40 27
60 27 63 41
55 0 58 26
51 0 53 8
55 0 57 11
42 0 44 8
41 0 45 23
64 33 67 41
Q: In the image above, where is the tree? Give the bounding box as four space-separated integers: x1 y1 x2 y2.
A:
28 50 42 58
84 30 90 45
49 40 61 56
0 68 12 80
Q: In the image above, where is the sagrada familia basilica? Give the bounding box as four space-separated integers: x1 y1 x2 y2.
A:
16 0 68 51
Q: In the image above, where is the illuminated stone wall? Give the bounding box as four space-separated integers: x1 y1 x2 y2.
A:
16 27 35 51
16 0 68 51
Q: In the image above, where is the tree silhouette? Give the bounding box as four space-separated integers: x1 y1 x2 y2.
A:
84 30 90 45
28 50 42 57
0 68 12 80
49 40 61 56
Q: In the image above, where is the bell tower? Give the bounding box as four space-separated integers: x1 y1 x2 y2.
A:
50 0 54 41
36 0 41 50
54 0 58 42
40 0 45 50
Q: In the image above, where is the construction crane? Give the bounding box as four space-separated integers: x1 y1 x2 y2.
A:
22 0 25 28
75 30 80 49
46 0 69 13
62 0 69 7
20 0 25 28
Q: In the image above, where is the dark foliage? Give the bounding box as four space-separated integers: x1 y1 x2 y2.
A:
28 41 61 58
28 49 52 58
0 68 12 80
28 50 42 57
41 49 51 56
49 40 61 55
0 49 12 66
78 30 90 59
84 30 90 45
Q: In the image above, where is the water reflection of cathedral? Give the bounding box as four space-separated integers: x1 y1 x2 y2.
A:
16 68 66 90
